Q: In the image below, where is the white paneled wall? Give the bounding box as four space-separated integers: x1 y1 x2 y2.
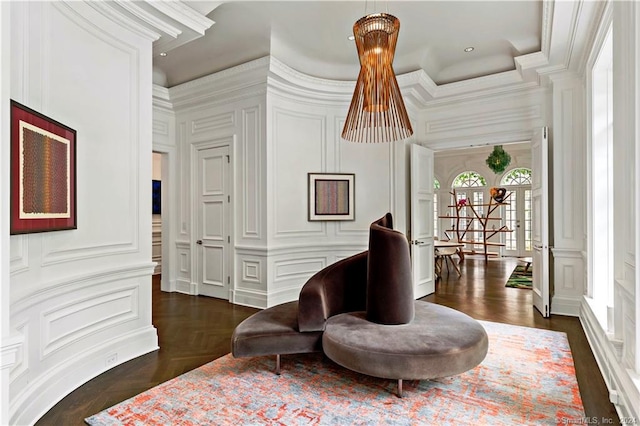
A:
165 57 409 308
549 75 586 316
4 3 159 424
579 1 639 421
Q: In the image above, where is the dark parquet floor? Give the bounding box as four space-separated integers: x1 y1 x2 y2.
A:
36 255 618 425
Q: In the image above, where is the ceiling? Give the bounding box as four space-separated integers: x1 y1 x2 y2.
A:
152 1 543 88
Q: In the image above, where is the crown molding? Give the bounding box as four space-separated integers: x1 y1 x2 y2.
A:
168 57 270 110
83 1 215 57
147 1 216 35
267 57 354 105
268 57 353 94
114 0 182 38
153 85 173 112
82 1 161 42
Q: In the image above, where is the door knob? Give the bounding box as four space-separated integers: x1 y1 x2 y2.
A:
196 240 203 245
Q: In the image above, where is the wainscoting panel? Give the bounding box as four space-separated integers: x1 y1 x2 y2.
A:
265 246 365 308
240 106 263 241
42 287 139 357
234 247 268 308
551 248 584 316
273 257 326 284
9 236 28 275
9 265 157 425
272 107 325 238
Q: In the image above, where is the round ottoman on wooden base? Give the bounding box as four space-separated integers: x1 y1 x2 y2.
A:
322 301 488 397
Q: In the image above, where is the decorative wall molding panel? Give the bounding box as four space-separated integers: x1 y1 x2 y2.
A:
41 287 139 357
240 106 263 241
9 237 28 275
235 247 268 307
551 81 585 249
7 322 27 382
241 259 263 285
551 248 585 306
10 326 158 426
11 263 154 313
273 257 326 284
271 107 326 239
152 118 169 137
191 112 235 136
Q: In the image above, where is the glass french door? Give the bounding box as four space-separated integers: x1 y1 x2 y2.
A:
454 189 485 251
503 186 533 257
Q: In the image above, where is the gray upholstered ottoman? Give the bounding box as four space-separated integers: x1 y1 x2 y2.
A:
231 301 323 373
322 301 488 396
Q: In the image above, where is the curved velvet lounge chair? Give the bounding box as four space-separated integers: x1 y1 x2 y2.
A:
231 213 488 396
366 212 414 325
231 249 367 373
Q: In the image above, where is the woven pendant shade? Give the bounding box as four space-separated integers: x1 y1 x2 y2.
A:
342 13 413 143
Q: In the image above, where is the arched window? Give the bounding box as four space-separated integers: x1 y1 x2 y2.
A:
451 172 486 248
434 178 440 190
452 171 486 188
501 168 532 185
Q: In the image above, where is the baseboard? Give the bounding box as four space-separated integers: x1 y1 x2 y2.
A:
10 326 158 426
580 300 640 423
551 295 581 316
175 278 192 294
233 289 267 309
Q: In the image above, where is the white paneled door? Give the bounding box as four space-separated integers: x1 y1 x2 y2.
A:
531 128 550 317
410 143 435 299
196 145 231 300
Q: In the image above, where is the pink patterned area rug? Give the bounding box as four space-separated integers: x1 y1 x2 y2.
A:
85 321 584 425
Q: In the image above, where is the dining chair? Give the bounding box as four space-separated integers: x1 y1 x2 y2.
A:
435 246 462 277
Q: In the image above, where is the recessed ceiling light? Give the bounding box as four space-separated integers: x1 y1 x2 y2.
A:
348 35 355 41
464 47 474 52
159 52 167 57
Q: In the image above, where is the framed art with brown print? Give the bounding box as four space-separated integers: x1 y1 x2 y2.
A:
10 100 77 234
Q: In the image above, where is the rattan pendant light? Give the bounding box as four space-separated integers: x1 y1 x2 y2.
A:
342 13 413 143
